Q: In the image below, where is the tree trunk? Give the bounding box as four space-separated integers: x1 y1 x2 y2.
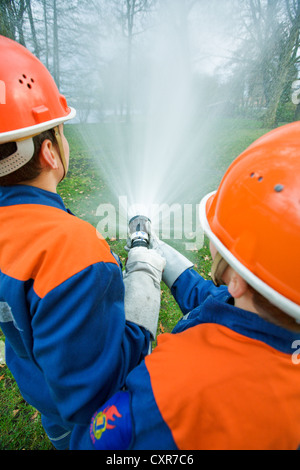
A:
125 0 135 123
26 0 40 58
263 78 286 127
15 0 27 46
263 9 300 127
0 1 15 39
53 0 60 88
43 0 49 69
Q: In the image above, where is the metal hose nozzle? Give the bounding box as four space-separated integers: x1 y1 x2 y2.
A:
128 215 151 248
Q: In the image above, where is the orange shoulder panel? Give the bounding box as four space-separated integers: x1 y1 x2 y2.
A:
0 204 118 298
145 324 300 450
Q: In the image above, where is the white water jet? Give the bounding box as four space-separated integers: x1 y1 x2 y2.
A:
78 1 232 250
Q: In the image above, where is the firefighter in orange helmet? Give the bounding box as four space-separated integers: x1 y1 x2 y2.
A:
200 122 300 322
71 122 300 450
0 35 165 450
0 35 75 180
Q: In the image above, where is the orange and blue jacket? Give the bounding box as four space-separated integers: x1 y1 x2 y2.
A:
71 269 300 450
0 185 150 432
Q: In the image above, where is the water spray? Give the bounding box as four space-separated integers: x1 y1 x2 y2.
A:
128 215 151 249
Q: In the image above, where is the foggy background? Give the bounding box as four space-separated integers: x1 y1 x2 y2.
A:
1 0 300 128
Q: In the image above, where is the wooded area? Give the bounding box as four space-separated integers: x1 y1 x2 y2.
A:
0 0 300 127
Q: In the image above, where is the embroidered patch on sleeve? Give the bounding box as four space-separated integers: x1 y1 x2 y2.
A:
90 391 133 450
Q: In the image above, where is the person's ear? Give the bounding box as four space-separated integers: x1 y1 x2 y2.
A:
39 139 59 170
227 271 248 299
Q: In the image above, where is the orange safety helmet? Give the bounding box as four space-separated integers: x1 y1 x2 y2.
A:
0 35 76 176
199 121 300 321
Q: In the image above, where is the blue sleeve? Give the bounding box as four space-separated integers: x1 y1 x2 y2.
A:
31 261 150 426
170 269 231 335
171 268 228 315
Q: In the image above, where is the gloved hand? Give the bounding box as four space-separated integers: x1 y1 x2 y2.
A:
150 234 194 289
123 247 166 339
124 222 193 289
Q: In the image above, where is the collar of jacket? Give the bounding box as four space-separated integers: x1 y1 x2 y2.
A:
173 294 300 355
0 184 70 213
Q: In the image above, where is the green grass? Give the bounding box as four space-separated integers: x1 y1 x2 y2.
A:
0 363 52 450
0 117 274 450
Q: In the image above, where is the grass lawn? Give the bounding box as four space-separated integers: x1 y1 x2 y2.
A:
0 117 274 450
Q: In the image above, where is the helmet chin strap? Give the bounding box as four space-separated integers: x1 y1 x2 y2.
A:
211 252 229 287
53 126 67 181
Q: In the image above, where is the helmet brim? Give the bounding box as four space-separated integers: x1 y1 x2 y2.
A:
0 107 76 144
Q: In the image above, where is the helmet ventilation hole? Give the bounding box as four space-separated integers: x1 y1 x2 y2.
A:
249 172 263 182
274 184 284 192
18 75 34 90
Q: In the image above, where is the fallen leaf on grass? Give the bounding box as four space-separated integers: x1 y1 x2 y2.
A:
31 410 39 421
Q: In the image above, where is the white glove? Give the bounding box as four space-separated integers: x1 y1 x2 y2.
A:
123 247 166 339
150 234 194 289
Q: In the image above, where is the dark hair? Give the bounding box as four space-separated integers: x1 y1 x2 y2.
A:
250 287 300 332
0 129 57 186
